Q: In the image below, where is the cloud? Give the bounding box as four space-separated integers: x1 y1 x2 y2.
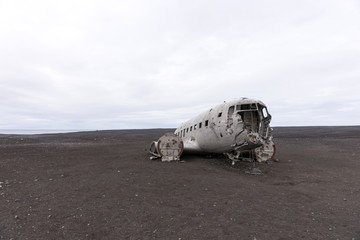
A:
0 0 359 130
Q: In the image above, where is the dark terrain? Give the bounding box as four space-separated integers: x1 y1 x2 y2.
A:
0 126 359 240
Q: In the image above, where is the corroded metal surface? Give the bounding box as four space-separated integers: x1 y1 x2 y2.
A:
151 98 275 163
149 133 183 162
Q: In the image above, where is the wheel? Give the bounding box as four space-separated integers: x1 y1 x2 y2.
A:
254 140 276 162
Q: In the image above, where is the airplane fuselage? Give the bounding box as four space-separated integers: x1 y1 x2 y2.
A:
174 98 273 158
150 97 275 162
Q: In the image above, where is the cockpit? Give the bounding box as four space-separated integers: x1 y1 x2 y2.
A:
228 103 271 138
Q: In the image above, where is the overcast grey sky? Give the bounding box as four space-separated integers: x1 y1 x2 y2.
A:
0 0 359 130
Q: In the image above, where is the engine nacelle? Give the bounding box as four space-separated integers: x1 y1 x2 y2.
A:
149 133 184 162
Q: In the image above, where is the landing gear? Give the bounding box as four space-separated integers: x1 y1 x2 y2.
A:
225 151 254 164
225 151 264 174
149 133 184 162
254 140 276 162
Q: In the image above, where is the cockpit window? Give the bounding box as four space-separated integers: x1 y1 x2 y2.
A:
261 107 269 118
236 104 258 111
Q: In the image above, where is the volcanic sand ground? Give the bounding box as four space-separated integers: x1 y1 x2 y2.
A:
0 126 359 240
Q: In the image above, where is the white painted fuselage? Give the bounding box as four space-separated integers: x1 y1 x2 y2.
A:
174 98 273 158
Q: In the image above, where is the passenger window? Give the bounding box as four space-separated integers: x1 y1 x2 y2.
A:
205 120 209 127
218 112 222 117
194 124 197 130
199 122 202 128
183 130 185 137
190 126 192 131
187 128 189 133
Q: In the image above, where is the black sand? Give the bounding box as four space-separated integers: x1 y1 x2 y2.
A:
0 126 359 239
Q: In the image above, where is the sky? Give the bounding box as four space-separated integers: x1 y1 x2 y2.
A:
0 0 359 130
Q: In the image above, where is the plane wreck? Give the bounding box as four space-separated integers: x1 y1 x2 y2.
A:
150 98 275 163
